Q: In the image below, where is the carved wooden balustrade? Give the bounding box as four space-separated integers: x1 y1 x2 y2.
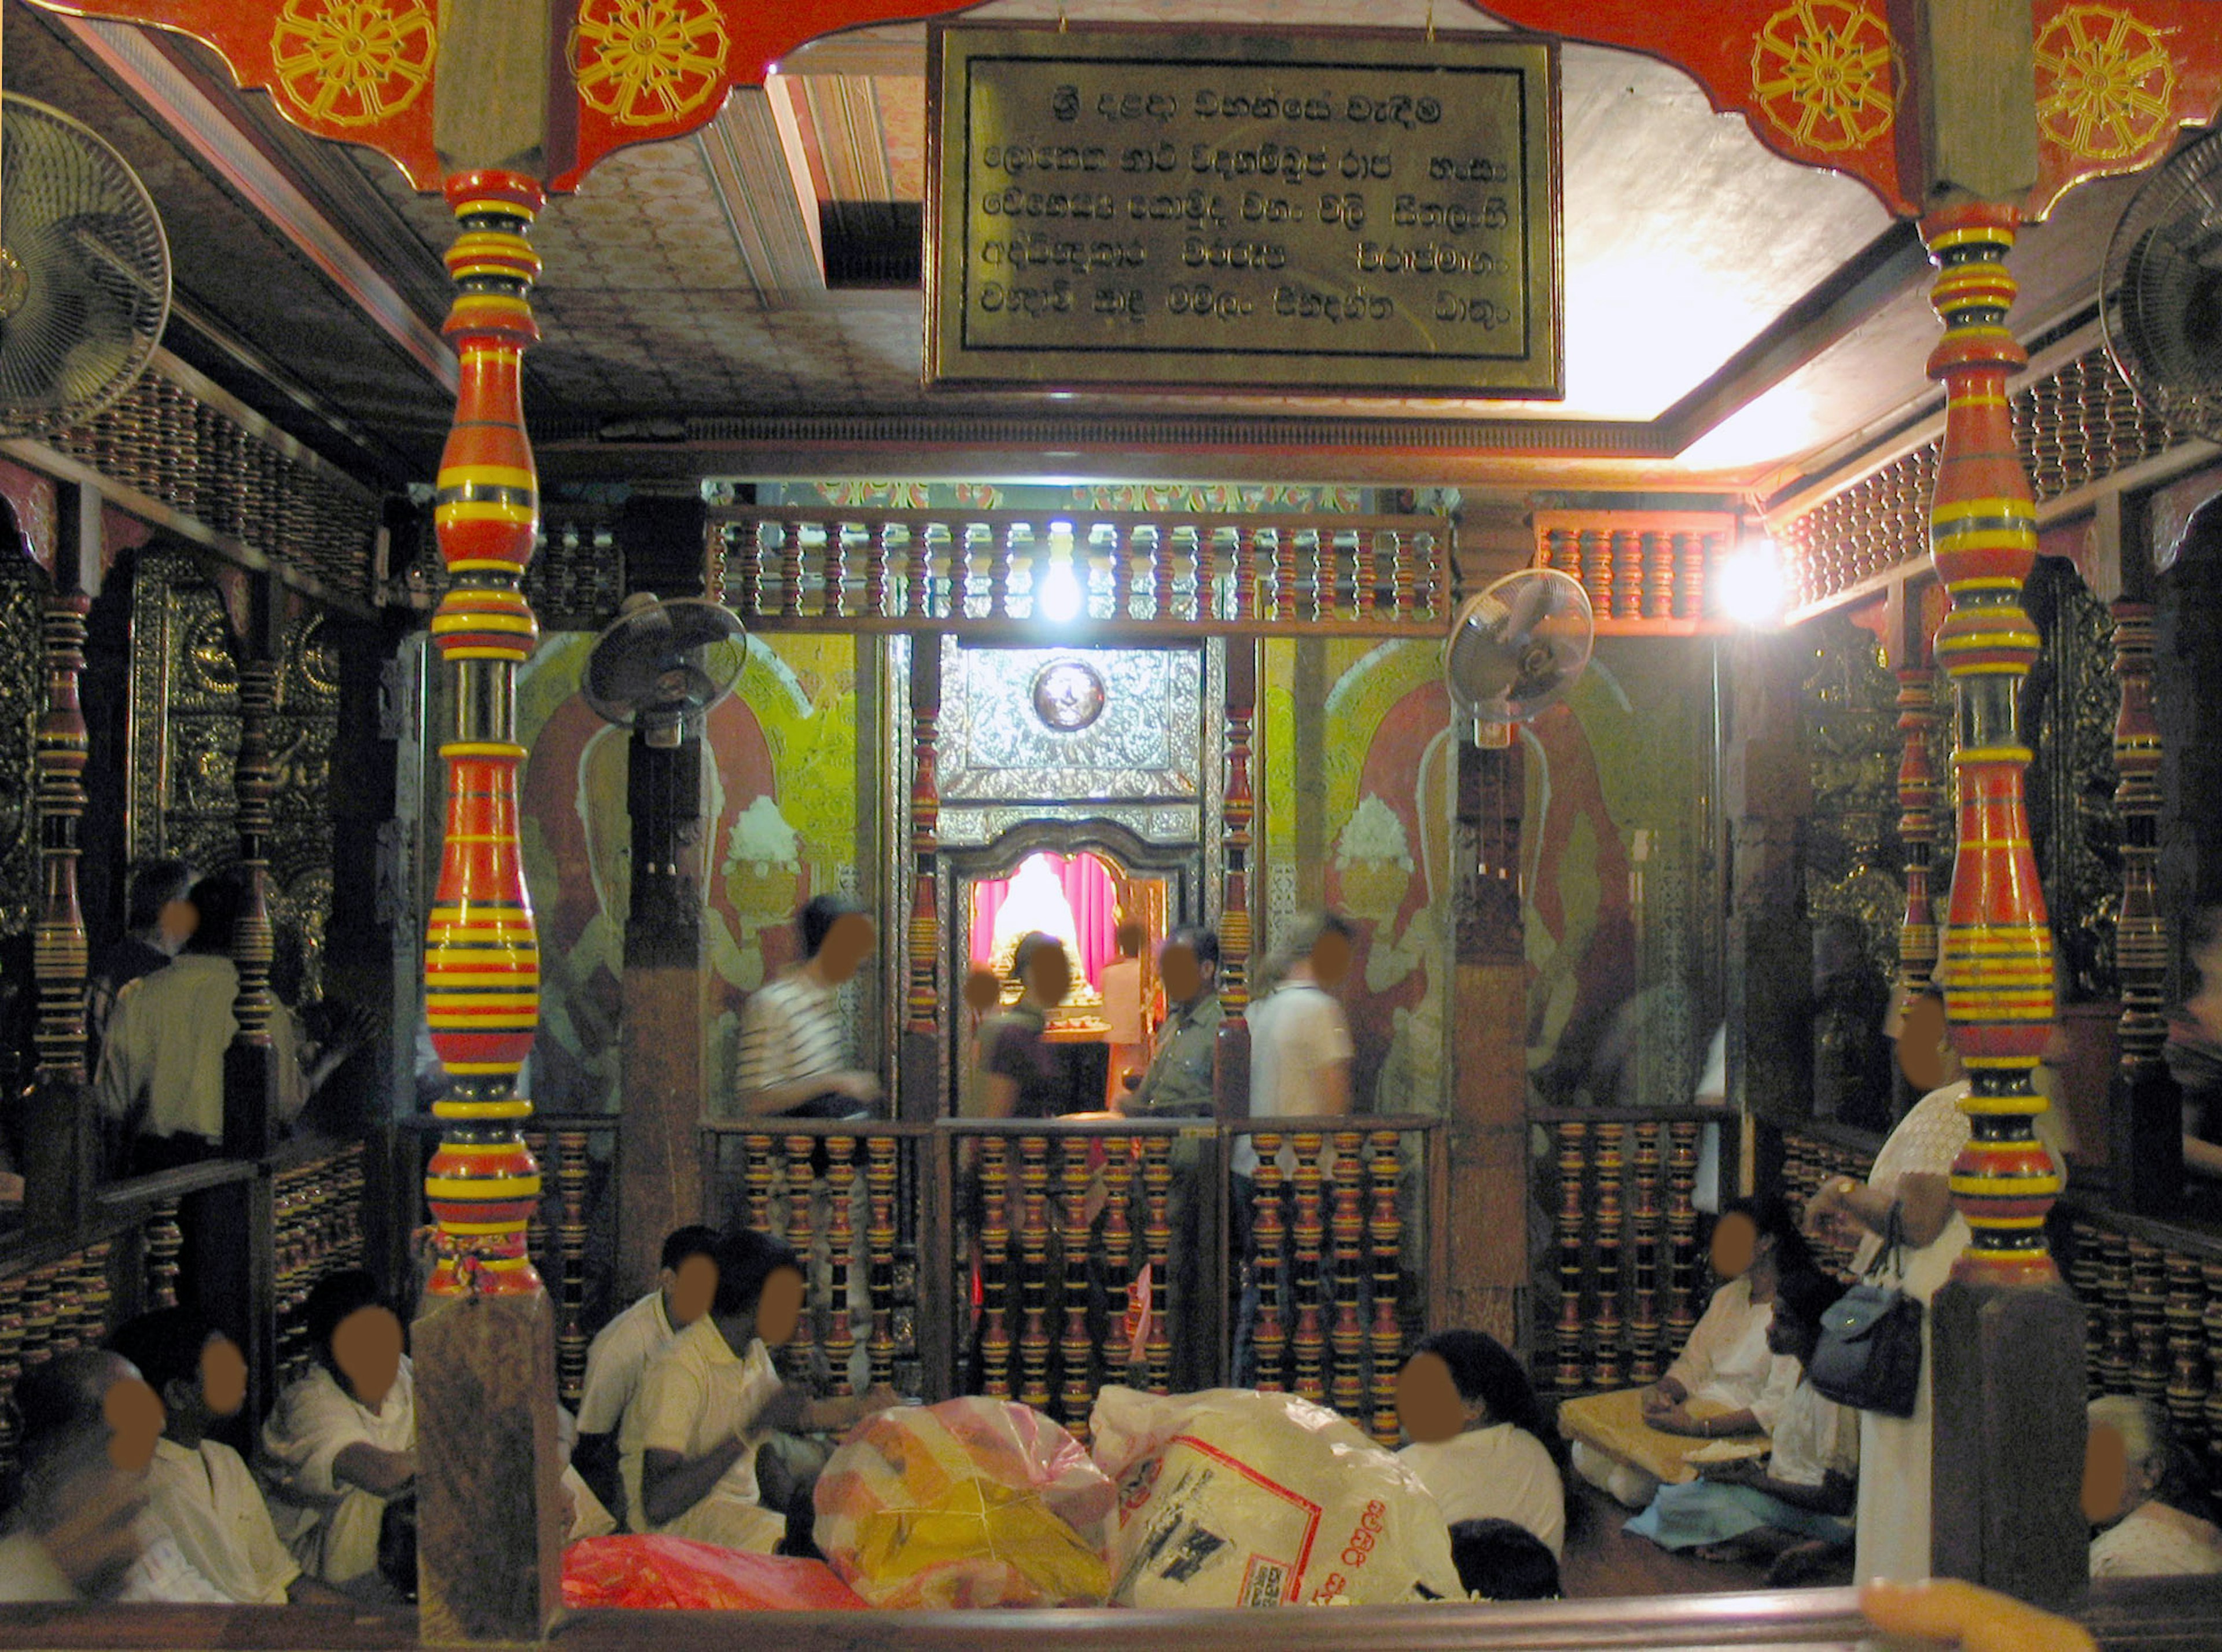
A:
271 1145 368 1386
696 1116 1441 1442
1774 1123 1882 1284
2061 1206 2222 1484
1529 1109 1734 1395
705 506 1453 638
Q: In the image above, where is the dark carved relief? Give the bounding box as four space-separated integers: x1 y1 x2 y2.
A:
2023 557 2122 1003
269 615 339 1002
1802 611 1903 1129
0 564 45 936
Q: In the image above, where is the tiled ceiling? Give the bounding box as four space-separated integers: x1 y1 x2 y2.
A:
5 0 2149 491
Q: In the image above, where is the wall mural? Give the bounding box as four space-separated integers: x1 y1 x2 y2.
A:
1264 638 1717 1117
516 632 860 1114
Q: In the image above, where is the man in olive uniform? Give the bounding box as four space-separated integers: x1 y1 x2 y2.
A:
1115 926 1224 1388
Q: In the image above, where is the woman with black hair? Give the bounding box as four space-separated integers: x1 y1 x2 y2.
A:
1396 1329 1569 1559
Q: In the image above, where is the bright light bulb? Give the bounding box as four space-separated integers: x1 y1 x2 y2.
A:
1718 537 1787 628
1039 559 1083 623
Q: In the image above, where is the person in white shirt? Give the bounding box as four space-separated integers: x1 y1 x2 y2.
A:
1574 1195 1813 1508
1234 914 1357 1385
628 1228 897 1552
108 1307 350 1606
1100 919 1147 1107
256 1271 416 1588
729 897 880 1120
1625 1271 1859 1577
2084 1395 2222 1580
573 1223 720 1527
1397 1330 1569 1560
0 1349 227 1605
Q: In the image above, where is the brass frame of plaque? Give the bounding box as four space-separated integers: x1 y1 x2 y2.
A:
925 23 1562 398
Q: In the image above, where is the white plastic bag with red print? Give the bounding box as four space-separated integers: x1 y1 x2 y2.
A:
1087 1386 1460 1608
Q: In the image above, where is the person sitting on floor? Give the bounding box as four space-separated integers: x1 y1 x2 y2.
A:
0 1349 227 1603
628 1227 898 1552
1573 1195 1813 1508
1448 1518 1562 1602
1623 1270 1857 1580
2085 1395 2222 1579
107 1307 350 1606
256 1270 415 1592
574 1224 721 1527
1396 1329 1569 1560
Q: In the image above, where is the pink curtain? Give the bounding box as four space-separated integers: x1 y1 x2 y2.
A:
967 852 1119 987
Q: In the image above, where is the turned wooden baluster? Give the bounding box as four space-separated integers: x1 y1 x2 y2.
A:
1018 1136 1053 1411
1629 1123 1664 1385
32 585 90 1095
864 522 891 619
826 1137 858 1397
523 1129 550 1279
2131 1240 2169 1400
2113 602 2165 1077
1136 528 1161 622
2072 1223 2106 1388
1665 1123 1699 1350
1252 1134 1286 1392
1100 1136 1135 1389
744 1135 776 1233
46 1260 82 1360
1352 529 1377 623
1230 527 1255 625
822 524 848 619
1222 650 1256 1010
740 521 766 619
784 1136 818 1381
2165 1253 2208 1455
1897 666 1941 995
1059 1137 1093 1434
778 522 804 621
992 524 1019 621
1591 1123 1625 1389
907 523 933 622
1555 1123 1588 1392
145 1202 183 1309
1292 1132 1326 1404
867 1136 899 1391
2100 1231 2137 1395
1143 1134 1174 1396
0 1297 23 1470
981 1137 1013 1400
1330 1131 1366 1422
557 1132 590 1407
1368 1130 1403 1449
20 1267 57 1373
2204 1259 2222 1479
72 1243 111 1353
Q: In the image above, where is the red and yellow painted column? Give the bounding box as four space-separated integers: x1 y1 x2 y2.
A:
1922 204 2059 1287
422 171 546 1296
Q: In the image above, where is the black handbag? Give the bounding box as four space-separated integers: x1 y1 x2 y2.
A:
1807 1205 1925 1419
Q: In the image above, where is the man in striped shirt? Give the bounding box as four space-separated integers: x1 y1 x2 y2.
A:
729 895 881 1119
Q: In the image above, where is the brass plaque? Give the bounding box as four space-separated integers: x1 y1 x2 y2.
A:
925 24 1561 397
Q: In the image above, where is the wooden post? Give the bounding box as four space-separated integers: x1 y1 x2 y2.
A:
1918 201 2087 1605
24 484 93 1232
413 171 563 1644
900 638 943 1120
1222 641 1256 1009
1724 630 1812 1131
224 583 280 1163
1446 735 1526 1346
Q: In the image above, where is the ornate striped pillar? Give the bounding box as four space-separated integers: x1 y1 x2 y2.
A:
421 171 546 1297
1922 205 2059 1287
1221 642 1256 1010
32 588 90 1087
1922 202 2086 1600
1896 662 1939 998
902 639 942 1118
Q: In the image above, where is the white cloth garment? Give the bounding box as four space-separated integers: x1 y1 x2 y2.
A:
1099 956 1143 1047
576 1290 676 1448
2090 1502 2222 1579
1400 1424 1566 1558
115 1528 231 1603
1765 1377 1860 1489
257 1357 415 1585
624 1319 785 1553
148 1436 300 1605
93 955 307 1143
730 970 846 1114
1237 980 1355 1176
1664 1276 1801 1433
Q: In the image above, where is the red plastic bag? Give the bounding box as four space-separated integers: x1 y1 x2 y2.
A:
562 1535 867 1611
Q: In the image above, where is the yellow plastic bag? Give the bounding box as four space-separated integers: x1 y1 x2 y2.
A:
814 1399 1114 1608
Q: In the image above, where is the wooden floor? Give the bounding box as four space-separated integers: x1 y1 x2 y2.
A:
1558 1484 1778 1599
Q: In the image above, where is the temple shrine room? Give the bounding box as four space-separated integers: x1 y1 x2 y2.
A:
2 0 2222 1648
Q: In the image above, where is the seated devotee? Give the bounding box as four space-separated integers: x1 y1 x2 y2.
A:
2085 1395 2222 1579
86 858 194 1064
0 1349 226 1603
256 1270 415 1590
1624 1270 1857 1577
628 1227 897 1552
574 1223 722 1526
106 1307 350 1606
730 896 881 1120
1396 1329 1568 1561
94 874 362 1176
980 933 1075 1120
1570 1196 1812 1508
1448 1519 1562 1602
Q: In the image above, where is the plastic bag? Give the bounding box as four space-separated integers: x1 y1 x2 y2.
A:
561 1535 866 1611
1088 1386 1461 1608
814 1398 1114 1608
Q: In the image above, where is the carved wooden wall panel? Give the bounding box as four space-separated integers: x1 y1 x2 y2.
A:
2025 557 2123 1004
0 562 46 936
